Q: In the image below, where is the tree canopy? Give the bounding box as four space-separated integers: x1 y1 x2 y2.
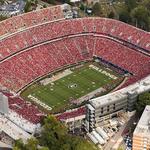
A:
0 0 4 5
13 115 97 150
118 5 131 23
87 0 150 31
24 0 32 13
131 5 150 30
125 0 137 11
117 0 150 31
0 15 8 21
136 92 150 114
92 2 102 17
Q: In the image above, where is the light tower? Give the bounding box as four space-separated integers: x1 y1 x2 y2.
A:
0 92 9 114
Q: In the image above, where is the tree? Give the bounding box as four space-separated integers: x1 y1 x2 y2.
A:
62 0 71 4
119 10 131 23
141 0 150 10
43 4 47 8
13 115 96 150
24 0 32 13
136 92 150 114
80 3 85 11
13 147 21 150
39 115 68 150
13 138 49 150
108 11 115 19
117 4 131 23
131 5 150 30
25 138 39 150
125 0 137 11
92 2 102 16
39 147 49 150
13 139 25 150
0 15 8 21
47 0 55 4
0 0 4 5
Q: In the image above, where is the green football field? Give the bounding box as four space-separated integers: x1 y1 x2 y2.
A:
21 63 121 112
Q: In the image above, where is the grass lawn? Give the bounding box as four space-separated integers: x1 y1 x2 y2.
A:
80 140 99 150
21 63 121 112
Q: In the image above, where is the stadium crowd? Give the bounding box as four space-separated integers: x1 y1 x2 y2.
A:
0 18 150 62
56 107 86 120
0 5 64 37
0 35 149 92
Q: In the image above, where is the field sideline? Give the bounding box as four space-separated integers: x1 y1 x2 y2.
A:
21 62 122 112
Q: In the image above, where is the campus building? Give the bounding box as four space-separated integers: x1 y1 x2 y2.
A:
85 75 150 132
133 105 150 150
0 0 25 17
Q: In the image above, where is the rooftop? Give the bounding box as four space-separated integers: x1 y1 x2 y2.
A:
134 105 150 136
0 0 25 12
90 90 127 108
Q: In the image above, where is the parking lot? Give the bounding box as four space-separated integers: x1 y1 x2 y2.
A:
124 135 132 150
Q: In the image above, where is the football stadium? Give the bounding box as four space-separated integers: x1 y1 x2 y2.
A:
0 5 150 147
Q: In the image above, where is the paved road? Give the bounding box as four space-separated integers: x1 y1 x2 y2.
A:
104 114 136 150
104 123 127 150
